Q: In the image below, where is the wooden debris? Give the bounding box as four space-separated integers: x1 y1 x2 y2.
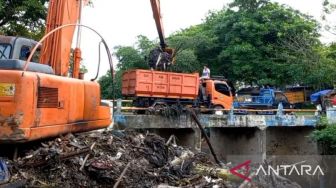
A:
80 142 96 171
113 161 132 188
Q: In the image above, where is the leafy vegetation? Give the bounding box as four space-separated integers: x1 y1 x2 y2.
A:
322 0 336 35
311 115 336 155
0 0 48 40
196 1 320 86
312 123 336 155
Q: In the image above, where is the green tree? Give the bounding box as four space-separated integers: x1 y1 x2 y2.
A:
322 0 336 35
307 43 336 89
99 70 115 99
312 124 336 155
169 24 218 72
99 36 152 99
114 46 147 71
0 0 48 40
136 35 156 58
164 0 323 87
203 0 320 86
170 49 201 73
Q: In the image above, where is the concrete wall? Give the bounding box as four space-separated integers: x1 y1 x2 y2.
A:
113 113 325 186
327 107 336 124
114 114 319 162
210 126 318 163
113 114 319 129
210 127 266 163
266 126 318 155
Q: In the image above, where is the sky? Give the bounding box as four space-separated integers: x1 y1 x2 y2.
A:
77 0 336 80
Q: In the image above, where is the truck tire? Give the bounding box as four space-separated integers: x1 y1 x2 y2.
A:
212 105 224 115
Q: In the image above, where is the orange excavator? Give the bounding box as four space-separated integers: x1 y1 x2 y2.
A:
0 0 112 143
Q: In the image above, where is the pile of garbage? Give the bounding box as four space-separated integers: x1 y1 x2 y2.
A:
148 47 173 70
0 129 304 188
1 130 238 187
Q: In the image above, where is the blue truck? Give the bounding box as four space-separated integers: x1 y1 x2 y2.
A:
233 88 291 110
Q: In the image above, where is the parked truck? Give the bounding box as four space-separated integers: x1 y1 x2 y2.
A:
310 89 336 110
283 86 312 107
233 88 291 110
122 69 235 110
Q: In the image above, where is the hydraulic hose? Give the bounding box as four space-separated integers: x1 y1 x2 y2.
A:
91 40 103 81
23 23 115 110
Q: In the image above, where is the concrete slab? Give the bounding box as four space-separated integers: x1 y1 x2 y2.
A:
114 114 318 128
113 113 319 162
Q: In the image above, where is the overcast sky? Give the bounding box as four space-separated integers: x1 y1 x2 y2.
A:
77 0 336 80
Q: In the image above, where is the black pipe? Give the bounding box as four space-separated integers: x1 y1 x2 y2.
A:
91 41 103 81
100 39 115 110
188 108 221 165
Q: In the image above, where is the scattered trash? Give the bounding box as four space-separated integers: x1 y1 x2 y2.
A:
2 130 228 187
1 129 302 187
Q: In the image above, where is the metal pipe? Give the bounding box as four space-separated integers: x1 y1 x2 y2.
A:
76 0 83 48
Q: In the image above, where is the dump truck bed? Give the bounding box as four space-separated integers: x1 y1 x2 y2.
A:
284 91 305 104
122 69 199 99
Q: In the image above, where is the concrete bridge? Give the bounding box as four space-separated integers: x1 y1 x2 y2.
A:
113 105 324 163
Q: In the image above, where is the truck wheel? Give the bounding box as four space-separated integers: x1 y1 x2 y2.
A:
212 105 224 115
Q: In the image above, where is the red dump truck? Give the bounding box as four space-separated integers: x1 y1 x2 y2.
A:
122 69 235 110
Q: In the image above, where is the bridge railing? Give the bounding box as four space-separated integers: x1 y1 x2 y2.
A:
106 99 321 116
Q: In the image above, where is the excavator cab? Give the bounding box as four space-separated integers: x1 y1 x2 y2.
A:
0 36 40 62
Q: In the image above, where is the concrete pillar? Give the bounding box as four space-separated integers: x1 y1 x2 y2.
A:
210 127 266 163
148 128 202 152
116 98 122 114
266 126 318 155
265 127 320 187
326 107 336 124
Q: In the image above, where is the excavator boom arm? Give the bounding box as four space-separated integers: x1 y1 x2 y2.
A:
39 0 81 76
148 0 176 70
150 0 167 49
